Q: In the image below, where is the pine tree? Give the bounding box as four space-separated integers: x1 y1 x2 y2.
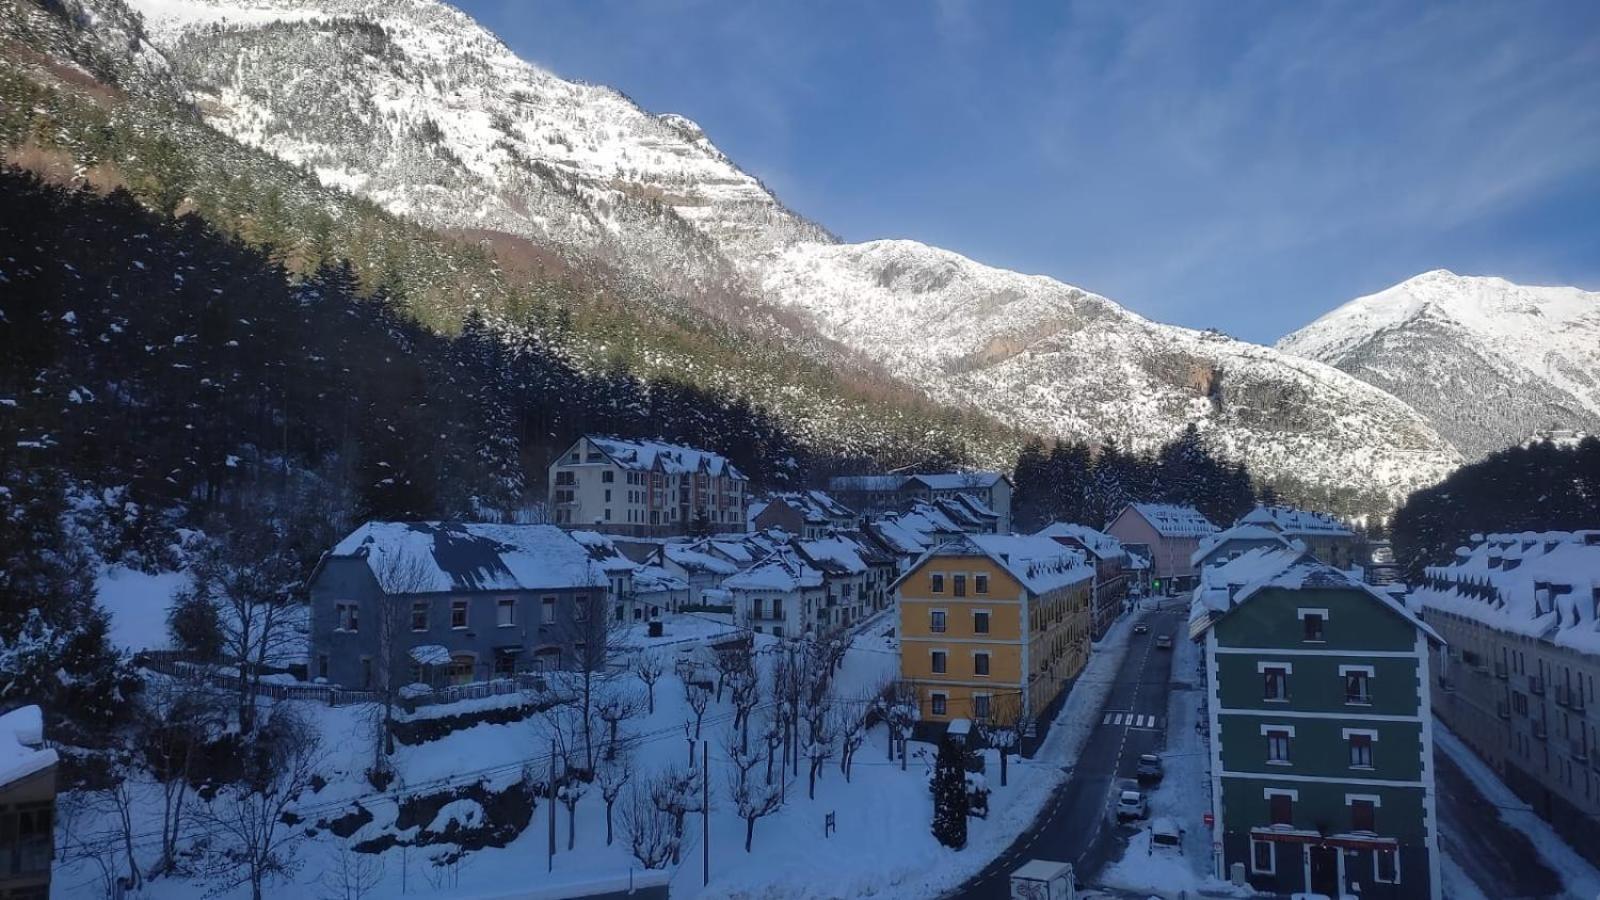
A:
930 739 969 849
1011 438 1050 531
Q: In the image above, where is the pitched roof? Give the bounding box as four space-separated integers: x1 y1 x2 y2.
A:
1238 505 1355 538
584 435 746 480
659 543 740 576
569 530 642 575
1192 524 1294 567
828 471 1009 493
912 472 1007 491
1034 522 1127 562
1412 530 1600 654
1124 503 1219 538
0 706 56 790
723 549 824 592
1188 546 1440 643
328 522 603 593
761 490 857 525
898 534 1092 597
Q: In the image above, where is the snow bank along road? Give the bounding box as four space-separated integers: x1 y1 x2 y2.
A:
951 602 1184 897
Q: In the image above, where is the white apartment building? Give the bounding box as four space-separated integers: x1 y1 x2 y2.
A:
548 435 749 537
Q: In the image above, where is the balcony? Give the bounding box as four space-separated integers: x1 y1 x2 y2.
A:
1533 720 1549 740
1556 684 1587 713
1572 741 1590 763
1494 661 1509 680
1529 676 1546 696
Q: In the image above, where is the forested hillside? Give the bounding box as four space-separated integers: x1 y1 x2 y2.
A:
1391 438 1600 582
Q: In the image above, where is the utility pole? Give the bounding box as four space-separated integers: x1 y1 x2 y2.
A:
702 741 710 887
548 737 556 872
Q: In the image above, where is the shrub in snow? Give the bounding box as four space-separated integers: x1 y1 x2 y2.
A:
931 740 969 849
965 772 990 820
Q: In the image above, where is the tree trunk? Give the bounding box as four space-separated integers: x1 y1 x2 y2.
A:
566 803 576 851
745 816 755 852
808 764 817 799
1000 747 1008 787
605 801 614 845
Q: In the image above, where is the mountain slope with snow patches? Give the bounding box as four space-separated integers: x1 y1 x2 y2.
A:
1279 270 1600 458
121 0 1467 506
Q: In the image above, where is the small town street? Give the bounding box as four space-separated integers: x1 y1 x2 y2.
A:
951 600 1185 898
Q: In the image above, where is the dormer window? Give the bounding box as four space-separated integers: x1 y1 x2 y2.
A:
1298 608 1327 642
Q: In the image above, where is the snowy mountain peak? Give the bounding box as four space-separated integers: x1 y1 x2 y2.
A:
1279 272 1600 459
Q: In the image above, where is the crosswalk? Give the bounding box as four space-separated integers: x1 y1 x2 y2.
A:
1101 712 1163 729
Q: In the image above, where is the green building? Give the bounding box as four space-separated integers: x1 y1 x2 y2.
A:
1190 549 1442 899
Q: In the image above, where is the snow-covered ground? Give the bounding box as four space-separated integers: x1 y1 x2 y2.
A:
96 564 188 652
1435 723 1600 899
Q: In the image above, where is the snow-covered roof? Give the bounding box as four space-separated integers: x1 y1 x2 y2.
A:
0 706 56 789
631 565 687 595
327 522 604 593
409 644 452 666
913 472 1006 491
1188 546 1441 643
723 549 824 592
796 536 873 575
828 474 910 493
1125 504 1219 538
865 517 933 555
1191 524 1293 567
1412 531 1600 654
901 534 1092 597
584 435 746 480
760 489 856 524
1035 522 1127 562
828 471 1008 493
659 544 740 576
1238 505 1355 538
569 530 640 575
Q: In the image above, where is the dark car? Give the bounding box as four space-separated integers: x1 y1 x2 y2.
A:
1133 623 1149 634
1136 753 1164 784
1155 635 1172 650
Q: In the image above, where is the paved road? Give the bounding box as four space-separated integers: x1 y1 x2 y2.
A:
950 602 1185 898
1435 746 1564 899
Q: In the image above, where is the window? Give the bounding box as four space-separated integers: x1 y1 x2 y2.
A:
1350 798 1377 832
1300 609 1326 641
362 657 373 689
317 654 328 679
494 653 517 677
604 489 611 502
1374 848 1399 883
555 470 575 485
602 470 614 483
931 573 945 594
954 574 968 597
542 597 557 624
931 650 948 674
930 609 947 633
1345 670 1372 705
1269 792 1293 826
772 626 784 638
1266 729 1291 764
1250 839 1275 875
973 694 991 721
930 693 948 716
1263 667 1288 701
773 598 784 619
497 598 515 627
411 601 428 631
974 652 991 677
1348 732 1374 768
975 573 989 594
336 603 359 633
973 610 991 634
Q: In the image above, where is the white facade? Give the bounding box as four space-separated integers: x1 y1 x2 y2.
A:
548 436 748 537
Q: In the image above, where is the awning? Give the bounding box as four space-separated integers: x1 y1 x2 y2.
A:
493 645 524 656
409 644 451 666
1248 827 1397 849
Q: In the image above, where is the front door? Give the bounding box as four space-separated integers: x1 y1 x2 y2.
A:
1309 844 1339 896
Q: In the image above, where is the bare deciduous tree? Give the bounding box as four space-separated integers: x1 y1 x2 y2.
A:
200 706 324 900
366 548 437 779
836 700 868 782
978 693 1028 788
801 702 836 800
620 785 677 869
648 765 704 865
319 845 384 900
557 586 624 771
136 679 226 875
596 748 633 846
594 687 643 763
684 680 712 742
725 732 784 852
631 650 664 714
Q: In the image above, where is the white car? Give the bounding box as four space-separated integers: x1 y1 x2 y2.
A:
1115 789 1147 820
1151 817 1183 852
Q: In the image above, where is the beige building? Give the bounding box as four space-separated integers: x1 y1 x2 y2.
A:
1105 503 1219 592
828 472 1013 533
0 706 56 900
1415 530 1600 866
548 436 748 537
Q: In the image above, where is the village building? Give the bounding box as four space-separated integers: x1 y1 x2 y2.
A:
895 534 1094 729
793 533 898 627
1192 524 1294 571
828 471 1014 533
1413 530 1600 866
646 543 741 608
1190 547 1442 900
0 706 56 900
1105 503 1219 592
749 490 857 538
725 549 828 640
547 435 748 536
307 522 605 688
1036 522 1130 639
1237 505 1359 568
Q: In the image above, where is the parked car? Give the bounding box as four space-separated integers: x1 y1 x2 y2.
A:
1133 623 1149 634
1155 635 1172 650
1150 817 1183 853
1116 788 1147 820
1136 753 1163 784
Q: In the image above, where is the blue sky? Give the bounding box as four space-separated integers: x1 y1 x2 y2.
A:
463 1 1600 343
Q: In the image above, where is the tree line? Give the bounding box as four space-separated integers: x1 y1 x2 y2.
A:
1010 424 1262 533
1391 437 1600 583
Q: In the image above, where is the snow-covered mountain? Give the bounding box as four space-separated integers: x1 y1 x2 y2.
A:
761 241 1461 502
119 0 1466 505
1279 270 1600 459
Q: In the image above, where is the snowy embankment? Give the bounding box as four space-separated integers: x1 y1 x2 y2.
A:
1435 723 1600 898
96 564 188 652
1099 615 1254 898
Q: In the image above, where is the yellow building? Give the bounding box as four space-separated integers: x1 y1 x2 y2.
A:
895 534 1094 727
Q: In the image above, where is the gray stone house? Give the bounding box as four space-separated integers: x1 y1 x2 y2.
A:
307 522 605 689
